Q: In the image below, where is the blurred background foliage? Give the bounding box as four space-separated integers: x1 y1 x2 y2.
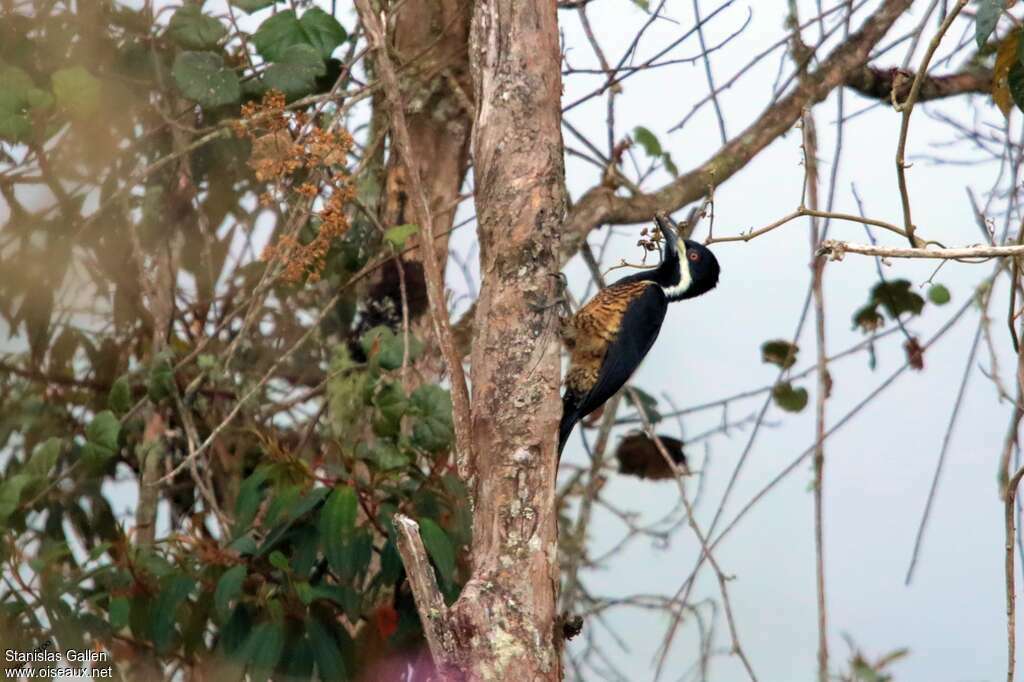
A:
0 1 466 678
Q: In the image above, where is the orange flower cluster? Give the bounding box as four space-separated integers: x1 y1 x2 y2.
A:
235 90 356 283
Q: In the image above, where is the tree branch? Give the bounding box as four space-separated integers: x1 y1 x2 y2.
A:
845 64 991 102
392 514 460 674
355 0 475 481
819 240 1024 260
894 0 969 248
561 0 914 255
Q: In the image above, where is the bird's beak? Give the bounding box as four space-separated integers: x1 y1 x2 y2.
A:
653 213 679 251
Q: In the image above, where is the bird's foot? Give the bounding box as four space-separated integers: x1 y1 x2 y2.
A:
528 297 570 315
528 277 572 316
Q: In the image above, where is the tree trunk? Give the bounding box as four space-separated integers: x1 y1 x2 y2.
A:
432 0 569 674
395 0 568 674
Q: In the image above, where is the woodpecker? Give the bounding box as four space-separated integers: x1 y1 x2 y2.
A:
558 213 720 455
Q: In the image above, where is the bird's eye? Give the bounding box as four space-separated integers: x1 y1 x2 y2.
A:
688 250 699 262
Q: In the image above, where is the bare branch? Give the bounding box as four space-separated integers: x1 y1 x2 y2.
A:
355 0 475 481
393 514 458 674
894 0 969 248
819 240 1024 260
562 0 914 256
845 64 991 102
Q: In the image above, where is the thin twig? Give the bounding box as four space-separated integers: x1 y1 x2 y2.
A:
904 319 982 584
893 0 968 247
355 0 474 482
820 240 1024 260
801 106 830 682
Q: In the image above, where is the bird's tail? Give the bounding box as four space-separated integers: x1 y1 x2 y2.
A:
558 389 583 456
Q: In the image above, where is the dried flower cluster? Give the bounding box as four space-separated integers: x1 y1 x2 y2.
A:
235 90 356 283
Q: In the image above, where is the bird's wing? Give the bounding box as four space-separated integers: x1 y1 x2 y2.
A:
574 282 668 420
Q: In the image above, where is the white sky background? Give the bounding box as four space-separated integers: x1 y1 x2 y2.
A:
2 0 1014 679
529 1 1017 680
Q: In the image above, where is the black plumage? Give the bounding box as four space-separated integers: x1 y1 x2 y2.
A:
558 214 720 455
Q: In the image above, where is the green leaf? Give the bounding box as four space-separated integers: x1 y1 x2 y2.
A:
663 152 679 177
234 468 270 535
242 621 285 680
87 410 120 453
269 550 290 572
319 486 357 578
0 474 34 524
290 524 319 576
171 51 241 108
0 65 49 142
51 66 101 118
379 539 402 585
1009 60 1024 112
26 438 61 478
418 518 456 586
976 0 1002 49
327 347 368 438
109 597 130 631
0 64 34 93
771 381 808 413
295 581 314 605
108 377 133 416
928 284 951 305
167 5 226 50
360 326 423 370
229 535 258 556
372 381 407 437
384 223 419 249
871 279 924 319
147 358 174 403
409 384 453 452
761 339 799 369
252 10 305 62
308 583 349 607
151 575 196 654
633 126 663 157
215 565 246 624
0 91 32 141
281 634 315 680
298 8 347 58
232 0 277 11
372 441 410 471
257 487 330 555
347 530 373 585
260 44 326 99
219 603 252 655
307 618 347 682
852 304 884 333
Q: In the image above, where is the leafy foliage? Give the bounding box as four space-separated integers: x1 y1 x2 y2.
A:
172 51 241 107
0 3 461 680
927 284 951 305
990 24 1024 117
167 5 227 50
632 126 679 176
252 9 347 62
761 339 799 369
852 279 927 333
772 381 809 413
976 0 1003 49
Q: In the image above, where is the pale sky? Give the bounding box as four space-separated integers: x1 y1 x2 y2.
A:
538 1 1017 680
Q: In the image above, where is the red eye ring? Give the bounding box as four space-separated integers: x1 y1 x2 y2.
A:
688 250 699 262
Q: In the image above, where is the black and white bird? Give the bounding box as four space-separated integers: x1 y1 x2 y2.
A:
558 213 720 454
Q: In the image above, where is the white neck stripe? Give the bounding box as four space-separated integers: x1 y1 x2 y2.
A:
661 261 692 299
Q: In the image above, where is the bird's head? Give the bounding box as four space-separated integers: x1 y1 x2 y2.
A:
653 213 720 301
